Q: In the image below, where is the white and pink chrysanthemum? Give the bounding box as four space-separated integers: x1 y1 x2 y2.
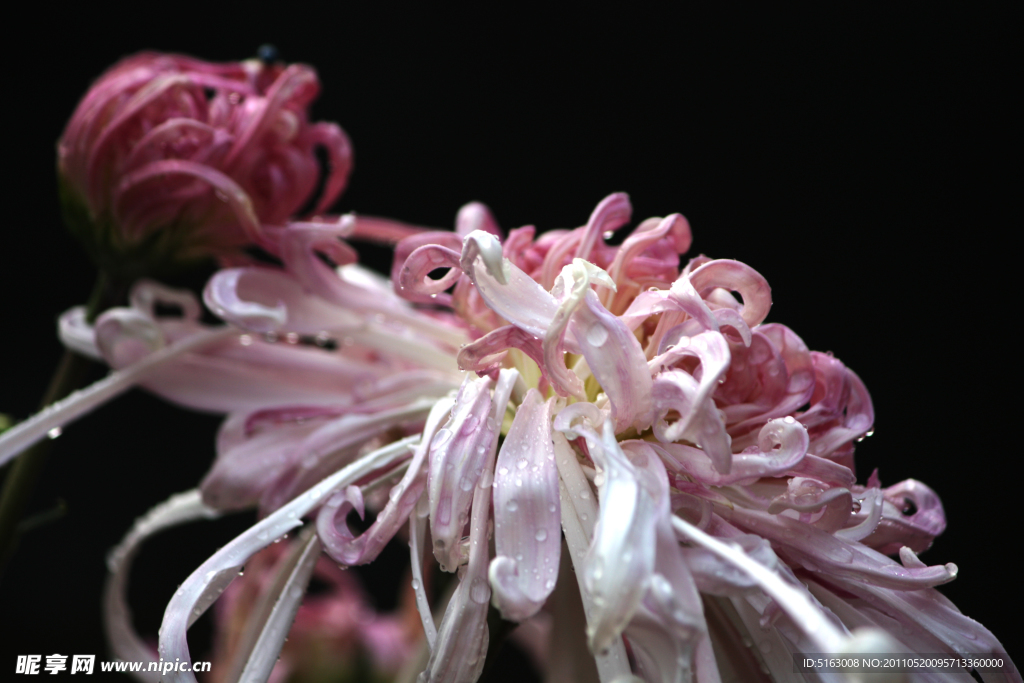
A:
12 194 1016 682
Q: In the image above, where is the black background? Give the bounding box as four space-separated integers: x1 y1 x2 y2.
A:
1 3 1017 679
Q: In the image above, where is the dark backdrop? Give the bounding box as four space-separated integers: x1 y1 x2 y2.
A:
2 3 1017 679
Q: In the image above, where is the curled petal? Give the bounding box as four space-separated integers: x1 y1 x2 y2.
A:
456 201 502 238
105 490 220 682
687 259 771 327
461 230 559 338
58 306 102 360
204 267 363 334
115 158 261 242
575 192 632 263
158 437 417 682
584 421 658 652
401 244 464 297
716 505 958 591
489 391 561 621
835 487 884 542
420 410 501 683
573 290 654 432
862 478 946 554
651 370 732 474
655 417 808 486
317 397 454 565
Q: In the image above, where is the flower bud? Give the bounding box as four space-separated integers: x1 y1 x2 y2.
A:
57 51 352 278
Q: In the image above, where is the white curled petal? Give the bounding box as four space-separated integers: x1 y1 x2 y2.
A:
584 422 658 652
572 290 653 432
428 376 496 571
104 491 220 682
461 231 559 338
158 437 417 683
489 391 561 621
58 306 102 360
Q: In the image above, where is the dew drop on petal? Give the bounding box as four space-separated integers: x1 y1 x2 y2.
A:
470 577 491 604
506 500 519 512
586 324 609 347
535 528 548 542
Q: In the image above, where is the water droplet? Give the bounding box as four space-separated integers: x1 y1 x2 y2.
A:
603 230 614 240
470 577 491 604
47 427 62 439
459 476 475 491
411 579 420 590
517 458 528 470
498 466 509 476
462 415 480 434
579 489 590 500
535 528 548 541
506 500 519 512
545 579 555 589
586 324 609 347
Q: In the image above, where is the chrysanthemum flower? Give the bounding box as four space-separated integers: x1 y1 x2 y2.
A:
57 50 353 277
76 195 1017 682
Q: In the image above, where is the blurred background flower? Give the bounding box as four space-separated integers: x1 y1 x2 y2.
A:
57 49 352 280
1 4 1016 681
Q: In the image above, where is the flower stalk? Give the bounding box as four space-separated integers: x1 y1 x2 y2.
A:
0 273 124 578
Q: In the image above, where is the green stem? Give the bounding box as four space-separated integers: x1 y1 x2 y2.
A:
0 274 123 581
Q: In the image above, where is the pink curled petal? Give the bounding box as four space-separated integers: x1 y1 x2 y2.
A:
204 267 363 334
428 376 501 572
88 74 198 207
461 232 559 338
688 259 772 327
655 331 730 433
399 244 463 297
305 122 353 213
717 505 958 591
58 306 101 360
122 118 222 172
392 231 463 302
862 478 947 554
489 391 561 622
655 417 808 486
666 275 721 333
114 158 261 242
315 485 364 558
836 488 885 542
575 192 632 262
784 453 857 488
317 398 453 566
609 213 691 287
572 290 654 431
710 307 752 346
456 201 502 238
502 225 537 272
583 421 658 652
651 370 733 474
765 477 852 533
349 214 434 244
158 438 416 683
224 64 318 169
457 325 549 384
259 400 435 515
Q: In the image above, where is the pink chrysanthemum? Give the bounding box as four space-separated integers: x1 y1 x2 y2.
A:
57 50 352 276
